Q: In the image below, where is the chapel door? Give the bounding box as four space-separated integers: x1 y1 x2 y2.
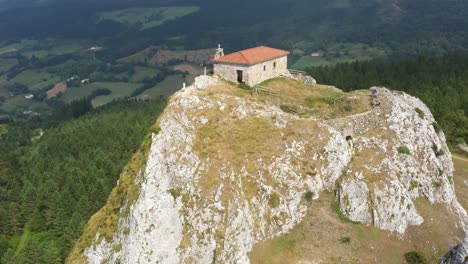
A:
237 70 243 83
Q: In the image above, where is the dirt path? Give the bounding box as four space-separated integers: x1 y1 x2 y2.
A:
453 154 468 163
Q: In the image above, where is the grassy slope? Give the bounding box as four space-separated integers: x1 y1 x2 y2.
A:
454 155 468 210
60 82 141 105
250 157 468 264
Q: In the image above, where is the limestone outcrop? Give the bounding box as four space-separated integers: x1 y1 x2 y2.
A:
77 75 467 264
439 238 468 264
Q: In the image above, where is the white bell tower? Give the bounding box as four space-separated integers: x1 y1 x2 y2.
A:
214 44 224 59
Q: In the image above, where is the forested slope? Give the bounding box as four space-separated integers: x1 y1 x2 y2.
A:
0 99 165 263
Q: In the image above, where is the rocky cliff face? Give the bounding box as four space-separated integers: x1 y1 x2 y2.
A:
440 238 468 264
75 75 467 264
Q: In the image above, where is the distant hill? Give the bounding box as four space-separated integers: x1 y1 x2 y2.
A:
0 0 467 59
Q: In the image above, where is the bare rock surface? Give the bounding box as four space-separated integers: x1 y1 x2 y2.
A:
82 76 467 264
440 238 468 264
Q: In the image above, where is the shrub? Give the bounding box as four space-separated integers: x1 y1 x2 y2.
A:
432 122 441 133
343 105 352 112
113 243 122 252
304 191 314 202
408 180 418 191
268 192 280 208
435 149 444 157
339 237 351 244
404 251 427 264
397 146 411 155
168 188 181 201
415 108 424 118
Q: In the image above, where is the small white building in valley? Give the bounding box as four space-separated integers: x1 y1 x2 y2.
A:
212 45 290 86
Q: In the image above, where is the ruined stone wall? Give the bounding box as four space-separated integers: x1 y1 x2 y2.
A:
213 56 288 86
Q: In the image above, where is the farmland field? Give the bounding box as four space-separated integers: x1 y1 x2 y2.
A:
4 70 61 91
0 58 17 73
99 6 200 30
129 66 159 83
91 82 142 107
1 39 88 59
137 74 196 99
291 43 390 69
46 82 67 98
0 94 50 114
60 82 142 107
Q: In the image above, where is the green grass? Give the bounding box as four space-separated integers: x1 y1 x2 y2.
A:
129 66 159 83
238 83 252 91
271 238 296 252
4 70 60 91
339 236 351 244
14 226 31 256
99 6 200 30
331 201 360 224
291 42 390 69
397 146 411 155
61 82 142 106
138 74 195 99
304 91 343 106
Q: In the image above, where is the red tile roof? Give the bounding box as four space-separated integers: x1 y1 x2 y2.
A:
212 46 290 65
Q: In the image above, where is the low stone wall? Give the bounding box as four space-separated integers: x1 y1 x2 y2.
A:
325 88 391 137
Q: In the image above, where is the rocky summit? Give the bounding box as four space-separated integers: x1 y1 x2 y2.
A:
69 75 467 263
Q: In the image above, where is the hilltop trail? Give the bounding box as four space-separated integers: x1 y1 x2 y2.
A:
453 155 468 163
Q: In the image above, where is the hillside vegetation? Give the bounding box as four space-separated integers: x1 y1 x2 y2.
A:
0 99 165 263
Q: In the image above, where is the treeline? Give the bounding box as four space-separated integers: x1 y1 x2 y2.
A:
306 53 468 144
0 99 166 263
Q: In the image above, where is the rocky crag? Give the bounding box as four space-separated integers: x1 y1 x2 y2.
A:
440 238 468 264
70 75 468 263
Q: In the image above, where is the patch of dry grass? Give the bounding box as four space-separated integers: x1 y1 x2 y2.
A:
258 78 371 119
453 156 468 210
192 85 331 203
250 192 465 264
